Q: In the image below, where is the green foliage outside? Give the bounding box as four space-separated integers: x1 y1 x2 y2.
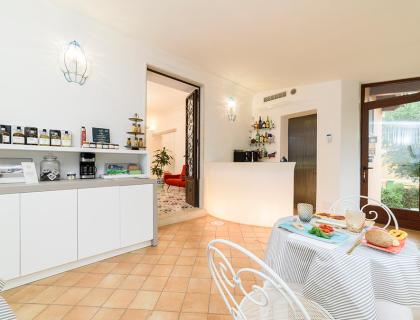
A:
380 102 420 209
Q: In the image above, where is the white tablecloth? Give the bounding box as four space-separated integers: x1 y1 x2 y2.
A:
265 219 420 320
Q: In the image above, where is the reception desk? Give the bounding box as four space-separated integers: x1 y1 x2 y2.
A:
205 162 295 227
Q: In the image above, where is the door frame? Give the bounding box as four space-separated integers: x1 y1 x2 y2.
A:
360 77 420 230
145 66 202 208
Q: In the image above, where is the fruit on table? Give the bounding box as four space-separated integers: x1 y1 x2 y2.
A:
389 229 408 241
365 229 396 248
309 226 332 239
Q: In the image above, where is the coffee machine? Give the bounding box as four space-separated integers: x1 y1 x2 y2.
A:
80 152 96 179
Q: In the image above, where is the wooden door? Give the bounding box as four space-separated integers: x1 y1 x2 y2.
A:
288 114 317 208
185 89 200 207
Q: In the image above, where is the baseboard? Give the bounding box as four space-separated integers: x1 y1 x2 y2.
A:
4 240 152 290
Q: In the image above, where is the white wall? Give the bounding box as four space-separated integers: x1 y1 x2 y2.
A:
0 0 253 207
148 106 186 174
252 80 360 211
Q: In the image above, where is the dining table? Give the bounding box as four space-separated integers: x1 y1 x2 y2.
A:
265 217 420 320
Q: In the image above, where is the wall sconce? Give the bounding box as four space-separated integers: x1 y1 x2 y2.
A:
61 40 88 85
226 97 237 122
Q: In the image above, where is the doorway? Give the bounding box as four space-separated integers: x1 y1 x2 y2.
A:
288 114 317 208
146 68 204 226
361 77 420 230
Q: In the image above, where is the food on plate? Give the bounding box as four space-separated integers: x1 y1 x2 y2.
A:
389 229 408 240
315 212 346 221
318 224 335 235
309 226 332 239
365 229 397 248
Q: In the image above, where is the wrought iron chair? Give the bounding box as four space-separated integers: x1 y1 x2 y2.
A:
207 239 334 320
0 279 16 320
328 195 399 229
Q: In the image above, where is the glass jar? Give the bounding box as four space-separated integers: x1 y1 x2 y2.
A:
40 155 61 181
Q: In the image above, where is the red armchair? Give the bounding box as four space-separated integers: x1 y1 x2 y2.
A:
163 165 187 188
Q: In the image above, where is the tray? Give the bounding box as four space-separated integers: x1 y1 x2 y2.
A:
278 218 349 244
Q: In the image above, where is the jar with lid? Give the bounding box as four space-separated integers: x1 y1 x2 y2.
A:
40 155 61 181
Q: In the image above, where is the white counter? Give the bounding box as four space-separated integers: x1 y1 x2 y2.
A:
205 162 295 227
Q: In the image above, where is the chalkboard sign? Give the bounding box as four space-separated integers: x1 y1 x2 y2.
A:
92 128 110 143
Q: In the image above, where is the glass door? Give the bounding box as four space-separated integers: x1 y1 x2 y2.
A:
361 78 420 229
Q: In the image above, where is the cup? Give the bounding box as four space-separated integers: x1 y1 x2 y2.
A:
345 210 366 233
297 203 314 223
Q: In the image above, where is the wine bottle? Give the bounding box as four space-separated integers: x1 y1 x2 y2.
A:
258 116 263 129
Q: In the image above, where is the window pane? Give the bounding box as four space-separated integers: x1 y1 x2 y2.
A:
368 101 420 210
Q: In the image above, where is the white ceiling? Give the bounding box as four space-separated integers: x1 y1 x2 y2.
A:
147 81 189 114
52 0 420 91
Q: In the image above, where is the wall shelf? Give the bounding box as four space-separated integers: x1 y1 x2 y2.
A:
0 144 148 155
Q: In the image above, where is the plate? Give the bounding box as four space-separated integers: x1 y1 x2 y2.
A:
362 238 406 254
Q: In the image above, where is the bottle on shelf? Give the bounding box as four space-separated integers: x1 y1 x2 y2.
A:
258 116 263 129
126 137 132 148
266 116 271 129
1 127 10 144
39 129 49 146
26 128 38 145
255 132 260 144
62 131 72 147
81 126 87 146
12 126 25 145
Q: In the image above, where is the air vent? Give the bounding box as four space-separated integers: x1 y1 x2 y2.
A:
263 91 287 103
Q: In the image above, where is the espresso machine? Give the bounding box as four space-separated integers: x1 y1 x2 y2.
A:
80 152 96 179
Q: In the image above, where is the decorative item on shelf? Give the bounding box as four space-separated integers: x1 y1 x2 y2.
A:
61 40 88 85
126 113 145 150
226 97 237 122
40 154 61 181
12 126 25 145
67 172 76 180
92 127 110 144
39 129 50 146
49 130 62 146
24 127 38 145
80 152 96 179
61 130 72 147
0 158 32 184
151 147 173 183
0 125 11 144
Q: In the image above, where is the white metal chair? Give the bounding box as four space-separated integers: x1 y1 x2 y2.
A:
207 239 334 320
328 195 399 229
0 279 16 320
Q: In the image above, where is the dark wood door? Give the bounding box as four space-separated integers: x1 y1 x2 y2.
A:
288 114 317 208
185 89 200 207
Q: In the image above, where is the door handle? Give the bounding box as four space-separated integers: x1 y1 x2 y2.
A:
362 166 373 183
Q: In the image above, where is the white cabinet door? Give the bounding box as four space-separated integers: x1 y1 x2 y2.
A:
21 190 77 275
0 194 20 280
120 184 154 247
78 187 120 259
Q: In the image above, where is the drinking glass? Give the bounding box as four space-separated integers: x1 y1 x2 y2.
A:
297 203 313 223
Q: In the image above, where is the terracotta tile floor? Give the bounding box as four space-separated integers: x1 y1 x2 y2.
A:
2 215 271 320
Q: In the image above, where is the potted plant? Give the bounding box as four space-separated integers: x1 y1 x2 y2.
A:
151 147 173 183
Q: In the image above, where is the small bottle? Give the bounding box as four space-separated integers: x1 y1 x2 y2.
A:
266 116 270 129
39 129 50 146
126 137 132 148
139 138 144 148
81 126 87 145
131 123 137 133
133 137 139 149
1 127 10 144
62 131 72 147
26 128 38 145
12 126 25 144
258 116 263 129
255 132 260 144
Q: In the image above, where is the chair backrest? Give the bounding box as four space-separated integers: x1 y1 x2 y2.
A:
207 239 334 320
328 195 398 229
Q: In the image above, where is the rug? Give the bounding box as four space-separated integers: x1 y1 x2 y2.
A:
157 185 193 217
